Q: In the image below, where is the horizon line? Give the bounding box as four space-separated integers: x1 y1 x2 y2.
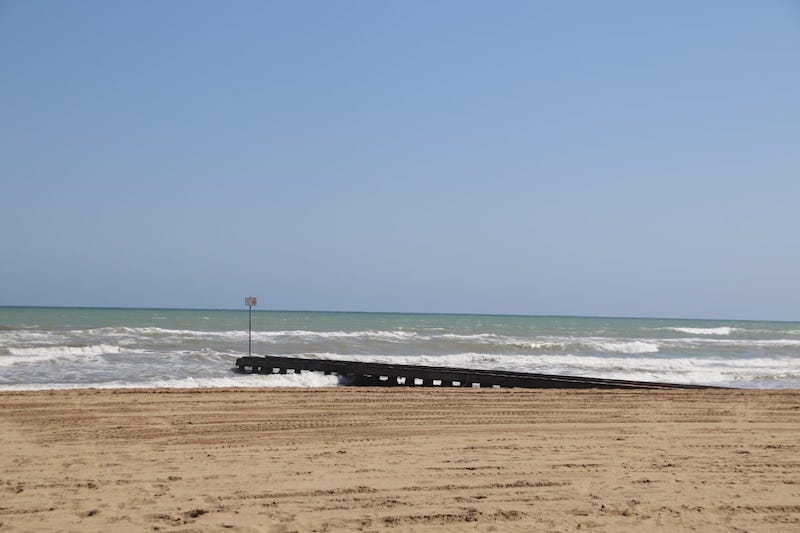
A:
0 304 796 324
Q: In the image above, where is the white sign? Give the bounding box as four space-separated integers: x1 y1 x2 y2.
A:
245 296 257 307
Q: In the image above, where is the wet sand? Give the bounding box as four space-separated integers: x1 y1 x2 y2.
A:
1 388 798 531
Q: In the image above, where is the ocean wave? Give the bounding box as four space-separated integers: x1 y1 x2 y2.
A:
588 341 660 354
148 372 342 388
678 338 800 347
7 344 121 357
499 338 657 354
84 326 222 337
438 333 498 340
1 344 120 366
0 330 72 346
265 330 420 341
666 327 735 336
526 341 567 350
82 327 422 342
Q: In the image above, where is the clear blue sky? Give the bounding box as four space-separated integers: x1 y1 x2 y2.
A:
2 1 799 320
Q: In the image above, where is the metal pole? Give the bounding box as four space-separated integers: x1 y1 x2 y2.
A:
245 296 257 357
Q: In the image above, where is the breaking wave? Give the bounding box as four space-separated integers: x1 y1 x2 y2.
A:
589 341 660 354
8 344 121 357
1 344 121 366
83 327 421 342
0 372 342 391
667 327 735 336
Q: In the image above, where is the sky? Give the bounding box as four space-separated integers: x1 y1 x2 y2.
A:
1 1 799 320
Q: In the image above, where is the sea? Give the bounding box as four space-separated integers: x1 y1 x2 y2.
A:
1 307 799 390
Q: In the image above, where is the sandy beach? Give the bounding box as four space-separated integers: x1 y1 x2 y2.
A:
1 388 798 532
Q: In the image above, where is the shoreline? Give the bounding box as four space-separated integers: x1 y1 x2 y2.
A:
0 380 794 392
1 388 799 531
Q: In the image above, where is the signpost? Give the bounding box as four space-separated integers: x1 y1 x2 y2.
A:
245 296 257 356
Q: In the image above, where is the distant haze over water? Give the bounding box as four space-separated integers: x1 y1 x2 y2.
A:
1 307 799 390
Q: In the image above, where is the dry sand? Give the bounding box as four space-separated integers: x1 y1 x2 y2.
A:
1 388 798 532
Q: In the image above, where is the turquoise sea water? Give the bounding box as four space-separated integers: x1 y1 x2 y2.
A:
1 307 799 389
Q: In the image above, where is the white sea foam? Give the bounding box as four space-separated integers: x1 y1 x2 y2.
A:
0 372 342 391
82 327 422 342
1 344 121 366
84 326 229 338
662 338 800 348
527 341 567 350
249 330 420 341
7 344 121 357
509 338 658 354
667 327 735 335
589 341 660 354
501 338 653 353
438 333 498 341
280 330 419 341
146 372 341 388
0 330 72 346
